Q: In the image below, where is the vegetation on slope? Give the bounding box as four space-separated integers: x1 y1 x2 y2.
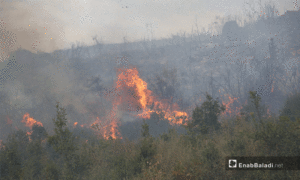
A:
1 91 300 179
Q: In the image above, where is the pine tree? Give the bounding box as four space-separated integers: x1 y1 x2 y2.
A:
47 102 77 180
0 130 29 179
187 93 225 135
280 92 300 122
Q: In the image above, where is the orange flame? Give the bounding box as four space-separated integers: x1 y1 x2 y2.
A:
221 95 242 117
22 113 43 129
91 105 123 140
115 68 189 125
80 124 88 128
26 131 32 141
91 67 189 140
271 84 274 93
116 68 153 110
74 122 78 127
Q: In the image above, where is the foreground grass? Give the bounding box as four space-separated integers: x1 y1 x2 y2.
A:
1 96 300 179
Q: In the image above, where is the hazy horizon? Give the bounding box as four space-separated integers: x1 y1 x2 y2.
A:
0 0 296 58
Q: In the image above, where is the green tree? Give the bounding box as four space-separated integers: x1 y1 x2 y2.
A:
133 120 157 175
141 120 151 138
201 142 220 178
31 124 48 141
280 92 300 122
187 93 225 135
241 91 268 124
150 67 182 107
42 160 60 180
242 91 300 156
249 91 263 123
47 102 77 180
160 128 176 142
0 130 29 179
22 139 45 180
252 115 300 156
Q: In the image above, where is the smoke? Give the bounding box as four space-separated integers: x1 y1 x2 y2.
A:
0 0 69 61
0 0 101 133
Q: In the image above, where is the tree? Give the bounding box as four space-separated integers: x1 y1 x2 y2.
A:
187 93 225 135
240 91 268 124
132 120 157 175
280 92 300 122
47 102 77 180
21 124 48 180
31 124 48 141
0 130 29 179
150 67 182 108
222 20 241 43
160 128 176 142
140 120 156 163
42 160 60 180
141 120 150 138
22 139 45 179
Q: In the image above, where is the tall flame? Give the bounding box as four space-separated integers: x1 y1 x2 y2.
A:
22 113 43 129
116 68 153 110
91 67 189 140
115 68 189 125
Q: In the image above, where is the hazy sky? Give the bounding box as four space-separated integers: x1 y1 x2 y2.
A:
0 0 296 55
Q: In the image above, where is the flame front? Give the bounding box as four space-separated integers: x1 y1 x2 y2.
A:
22 113 43 129
116 68 189 125
91 67 189 140
91 104 123 140
221 94 242 117
116 68 153 110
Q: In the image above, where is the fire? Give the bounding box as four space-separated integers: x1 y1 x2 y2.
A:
91 105 123 140
26 131 33 141
106 120 121 139
116 68 153 110
80 123 90 128
91 67 189 140
271 84 274 93
74 122 78 127
115 68 189 125
22 113 43 129
221 94 242 117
